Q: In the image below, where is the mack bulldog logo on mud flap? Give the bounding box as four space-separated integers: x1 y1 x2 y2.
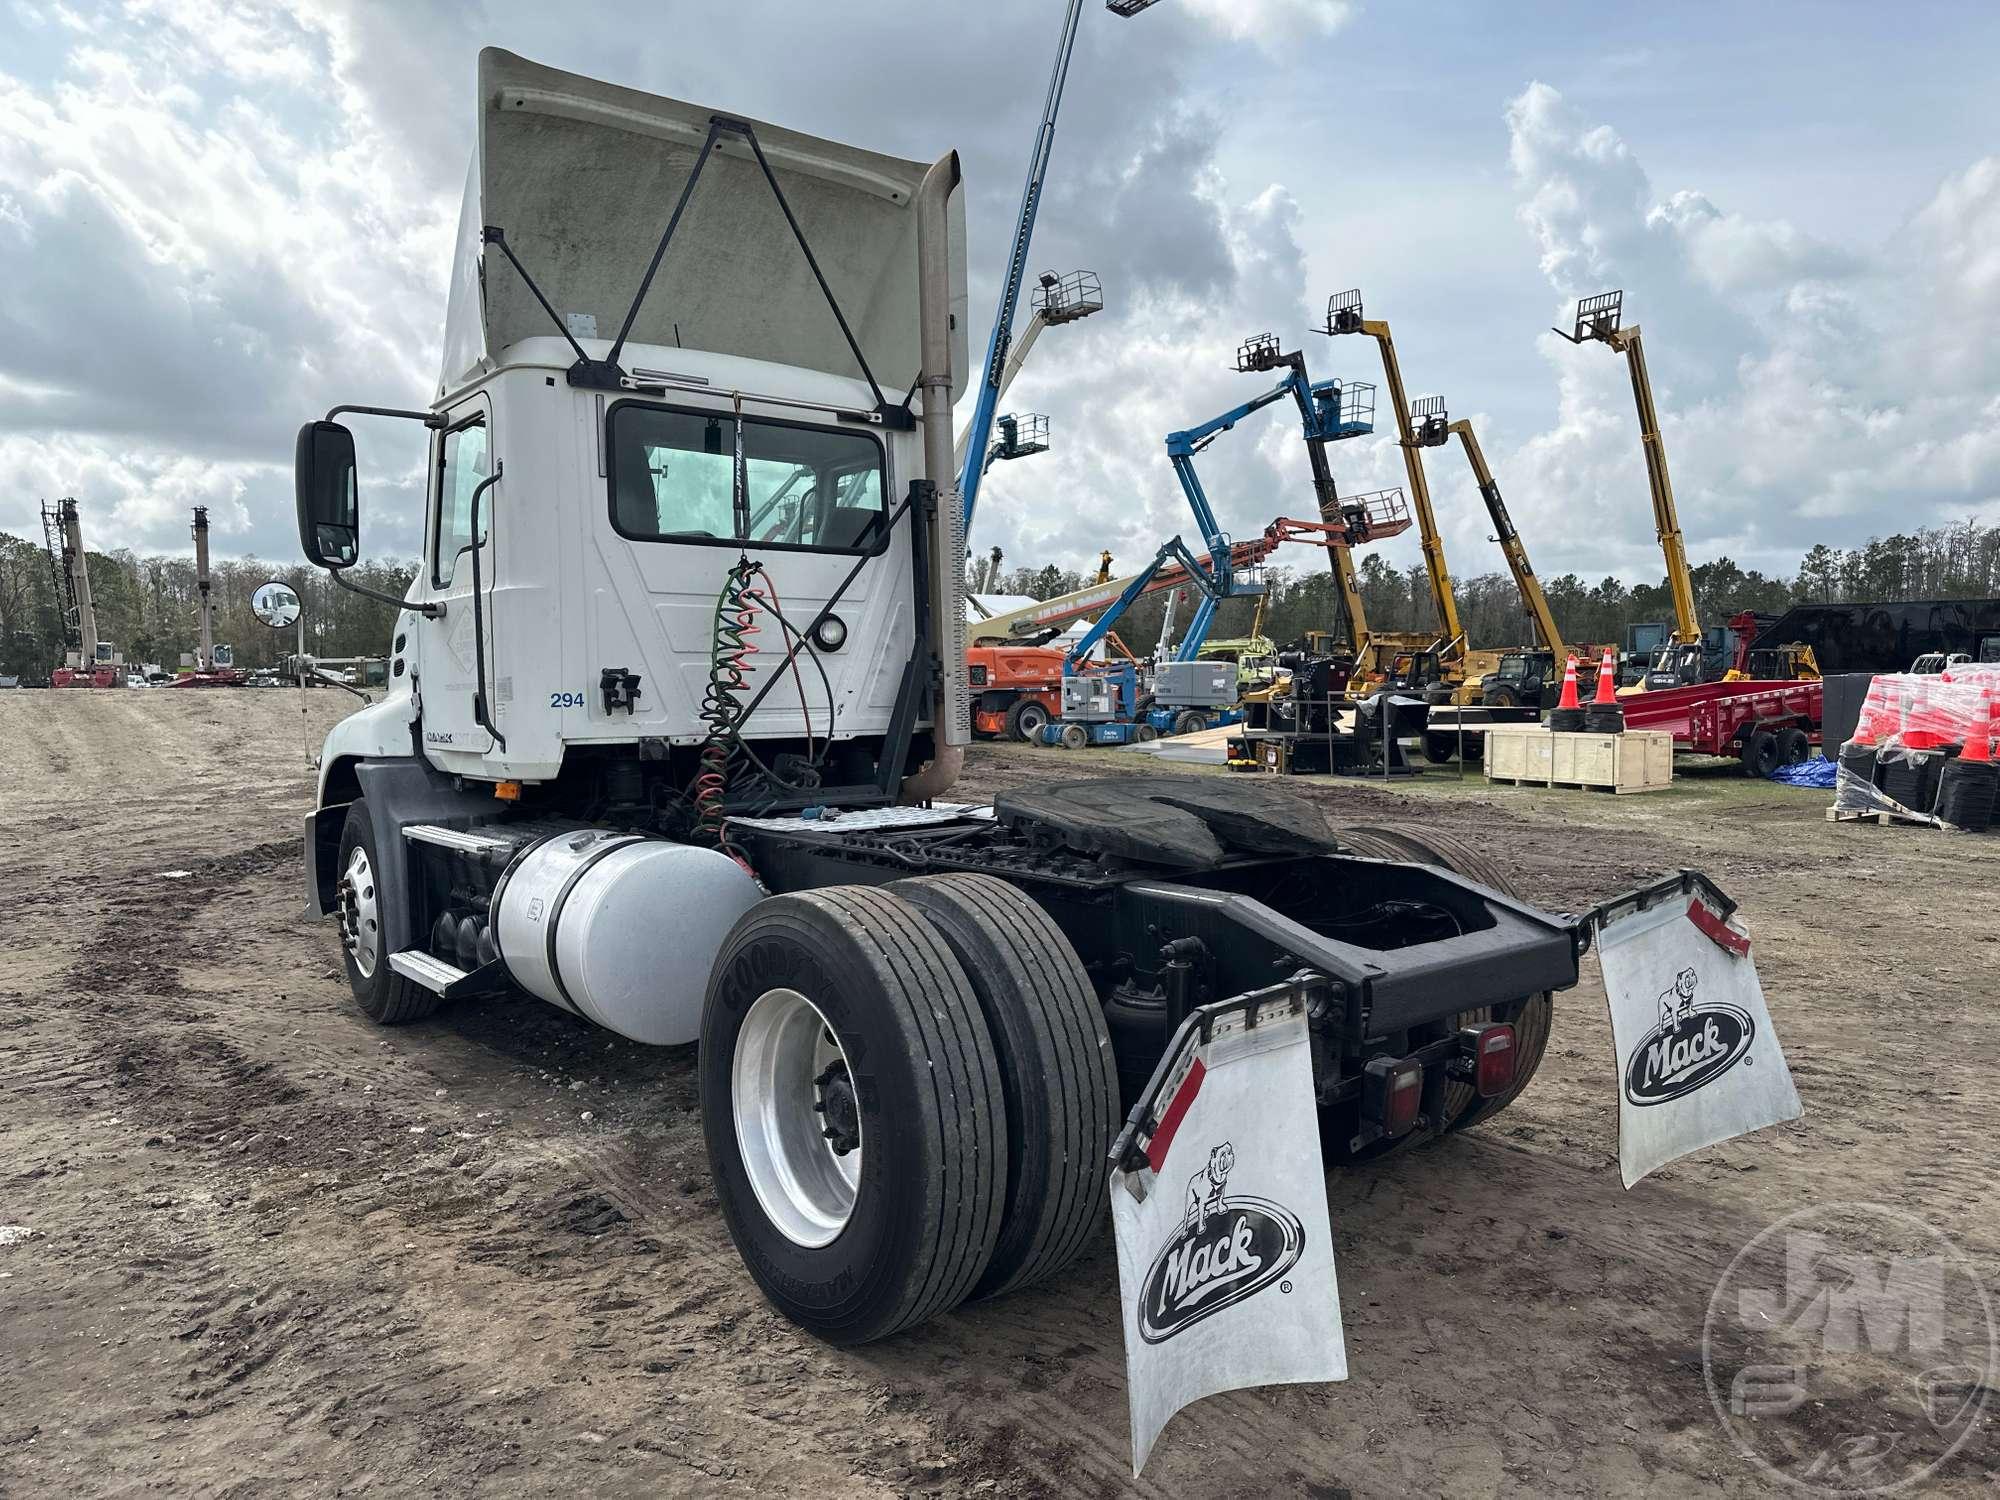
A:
1623 967 1756 1107
1137 1142 1307 1344
1594 885 1802 1188
1111 1004 1346 1475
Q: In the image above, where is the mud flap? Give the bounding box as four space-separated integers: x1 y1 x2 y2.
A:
1107 981 1347 1476
1592 872 1803 1188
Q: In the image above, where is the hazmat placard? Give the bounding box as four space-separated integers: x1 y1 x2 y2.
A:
1595 879 1803 1187
1109 994 1346 1475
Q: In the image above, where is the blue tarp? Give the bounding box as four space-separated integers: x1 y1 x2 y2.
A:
1768 755 1838 789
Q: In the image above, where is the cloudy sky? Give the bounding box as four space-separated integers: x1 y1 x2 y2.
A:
3 0 1996 590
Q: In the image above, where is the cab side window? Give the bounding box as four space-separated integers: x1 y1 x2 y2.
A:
433 417 490 587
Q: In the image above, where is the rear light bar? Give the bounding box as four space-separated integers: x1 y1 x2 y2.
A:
1362 1056 1425 1139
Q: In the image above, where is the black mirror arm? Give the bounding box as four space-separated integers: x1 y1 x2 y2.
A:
308 668 373 703
326 403 447 429
329 566 441 619
313 402 445 613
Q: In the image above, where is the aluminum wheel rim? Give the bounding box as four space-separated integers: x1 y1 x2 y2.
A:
339 845 381 979
732 988 861 1248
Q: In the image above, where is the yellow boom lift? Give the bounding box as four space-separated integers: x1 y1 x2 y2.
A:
1557 290 1705 687
1323 290 1469 691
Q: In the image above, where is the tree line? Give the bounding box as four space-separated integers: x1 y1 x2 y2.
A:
7 515 1996 682
968 519 2000 656
0 531 412 679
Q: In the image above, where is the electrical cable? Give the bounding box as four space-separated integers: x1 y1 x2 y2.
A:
758 572 834 762
691 557 836 866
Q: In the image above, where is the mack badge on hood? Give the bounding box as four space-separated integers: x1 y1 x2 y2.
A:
1109 983 1347 1476
1593 872 1803 1187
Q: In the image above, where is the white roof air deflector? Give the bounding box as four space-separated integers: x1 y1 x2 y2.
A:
440 49 967 404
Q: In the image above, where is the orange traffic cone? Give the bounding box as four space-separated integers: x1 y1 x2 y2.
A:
1591 646 1618 705
1585 645 1626 734
1963 691 1994 764
1550 655 1586 733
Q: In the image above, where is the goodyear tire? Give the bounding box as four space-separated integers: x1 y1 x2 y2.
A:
1331 825 1552 1144
1006 698 1050 743
890 875 1118 1300
700 887 1006 1344
1059 723 1089 751
335 800 438 1025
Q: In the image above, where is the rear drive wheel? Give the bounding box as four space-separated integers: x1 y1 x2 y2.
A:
1005 698 1050 744
701 886 1006 1344
1059 723 1089 751
335 800 437 1025
1484 685 1518 709
1776 727 1810 765
1740 729 1780 777
1171 710 1209 736
1330 825 1552 1143
890 875 1118 1300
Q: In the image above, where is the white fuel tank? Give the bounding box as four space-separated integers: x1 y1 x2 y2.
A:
492 829 762 1046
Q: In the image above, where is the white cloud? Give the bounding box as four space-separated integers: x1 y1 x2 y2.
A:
1179 0 1355 51
1 5 1994 598
1498 82 2000 581
0 0 450 558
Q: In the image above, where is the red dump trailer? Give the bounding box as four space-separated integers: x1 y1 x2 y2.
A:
1620 678 1823 774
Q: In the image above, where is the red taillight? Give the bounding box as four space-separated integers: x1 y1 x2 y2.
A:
1466 1022 1517 1098
1365 1056 1425 1138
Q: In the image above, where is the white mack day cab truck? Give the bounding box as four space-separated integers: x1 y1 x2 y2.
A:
290 50 1784 1358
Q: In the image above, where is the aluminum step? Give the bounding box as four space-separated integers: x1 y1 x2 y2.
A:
388 949 469 993
402 823 515 855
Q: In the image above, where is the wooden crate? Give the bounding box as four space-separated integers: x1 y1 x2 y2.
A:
1484 725 1553 783
1484 727 1673 794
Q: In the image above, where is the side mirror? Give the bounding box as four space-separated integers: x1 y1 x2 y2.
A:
295 421 359 568
252 581 302 629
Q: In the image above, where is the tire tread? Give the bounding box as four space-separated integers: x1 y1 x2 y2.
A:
892 874 1116 1299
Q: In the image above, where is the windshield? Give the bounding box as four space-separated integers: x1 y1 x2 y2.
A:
609 402 888 554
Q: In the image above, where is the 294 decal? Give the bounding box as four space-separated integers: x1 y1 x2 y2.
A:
549 690 585 709
1623 967 1755 1107
1137 1143 1306 1344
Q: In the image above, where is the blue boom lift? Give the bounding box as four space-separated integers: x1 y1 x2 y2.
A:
1040 335 1378 747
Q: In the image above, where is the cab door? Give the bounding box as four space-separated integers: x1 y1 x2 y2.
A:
416 397 495 763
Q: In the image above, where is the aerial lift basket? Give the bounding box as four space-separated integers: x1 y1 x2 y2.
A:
993 412 1051 461
1032 268 1104 325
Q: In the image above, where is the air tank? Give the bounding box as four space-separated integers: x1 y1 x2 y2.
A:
491 828 761 1046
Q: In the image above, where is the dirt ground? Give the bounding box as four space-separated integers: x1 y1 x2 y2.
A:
3 691 1996 1498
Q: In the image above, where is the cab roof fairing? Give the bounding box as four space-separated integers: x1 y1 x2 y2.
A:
439 48 969 405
